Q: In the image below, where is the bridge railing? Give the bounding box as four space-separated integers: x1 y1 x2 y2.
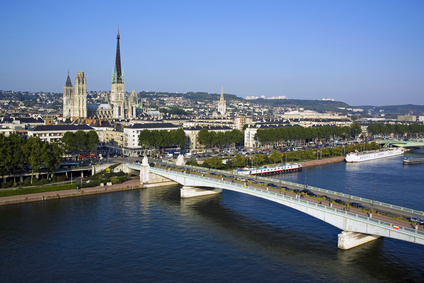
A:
158 161 424 217
152 167 424 238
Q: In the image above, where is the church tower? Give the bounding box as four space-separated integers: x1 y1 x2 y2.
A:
218 86 227 116
110 28 125 119
73 72 87 118
63 72 74 119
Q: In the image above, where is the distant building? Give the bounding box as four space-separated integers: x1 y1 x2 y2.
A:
397 115 416 122
63 30 138 121
217 86 227 116
28 124 94 143
268 96 288 100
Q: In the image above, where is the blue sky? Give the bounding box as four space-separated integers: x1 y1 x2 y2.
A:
1 0 423 106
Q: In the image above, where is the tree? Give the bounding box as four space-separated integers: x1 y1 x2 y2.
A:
41 142 63 180
203 156 225 169
231 154 246 168
23 136 43 184
350 122 362 138
87 131 99 152
198 129 211 148
270 150 283 164
172 128 187 148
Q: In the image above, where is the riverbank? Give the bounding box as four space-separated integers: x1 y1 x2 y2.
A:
0 179 142 206
299 156 345 167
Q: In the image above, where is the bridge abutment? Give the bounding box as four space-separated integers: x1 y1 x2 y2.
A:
181 186 222 198
338 231 381 250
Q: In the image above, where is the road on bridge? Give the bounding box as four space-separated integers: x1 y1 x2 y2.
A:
145 159 424 233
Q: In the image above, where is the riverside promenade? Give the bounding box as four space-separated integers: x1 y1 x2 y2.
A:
0 179 142 206
299 156 345 167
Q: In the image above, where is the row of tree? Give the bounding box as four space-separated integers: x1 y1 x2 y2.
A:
0 130 100 186
367 123 424 136
61 130 99 155
255 123 362 145
197 129 244 148
138 128 187 149
0 134 62 184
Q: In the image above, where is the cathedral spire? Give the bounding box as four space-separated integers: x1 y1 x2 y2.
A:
65 71 73 87
220 85 224 101
113 28 123 84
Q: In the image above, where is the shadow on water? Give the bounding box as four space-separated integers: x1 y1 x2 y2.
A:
149 185 424 282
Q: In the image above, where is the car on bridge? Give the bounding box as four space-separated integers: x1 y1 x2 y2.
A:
302 189 317 197
320 195 331 201
410 217 424 224
267 183 278 188
334 199 346 205
350 202 364 209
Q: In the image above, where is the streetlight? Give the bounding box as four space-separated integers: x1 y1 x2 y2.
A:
348 183 352 211
304 169 307 190
372 180 376 206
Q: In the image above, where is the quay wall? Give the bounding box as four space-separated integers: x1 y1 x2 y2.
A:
0 179 142 206
299 156 345 167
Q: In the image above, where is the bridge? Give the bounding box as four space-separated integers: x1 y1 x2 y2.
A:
379 139 424 149
126 159 424 250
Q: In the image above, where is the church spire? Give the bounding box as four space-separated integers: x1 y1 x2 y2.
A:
113 28 123 84
220 85 224 101
65 71 73 87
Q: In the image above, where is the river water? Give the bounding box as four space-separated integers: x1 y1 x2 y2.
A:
1 151 424 282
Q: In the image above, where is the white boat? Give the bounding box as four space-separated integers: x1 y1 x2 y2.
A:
345 148 404 163
235 163 302 175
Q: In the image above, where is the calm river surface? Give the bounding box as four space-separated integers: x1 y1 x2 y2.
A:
1 150 424 282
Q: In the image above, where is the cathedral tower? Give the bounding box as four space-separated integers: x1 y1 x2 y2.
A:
63 72 74 119
110 28 125 119
74 72 87 118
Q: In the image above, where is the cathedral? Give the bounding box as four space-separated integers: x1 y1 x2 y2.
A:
63 30 138 120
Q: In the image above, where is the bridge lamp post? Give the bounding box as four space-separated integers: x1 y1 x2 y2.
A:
372 181 376 206
348 183 352 211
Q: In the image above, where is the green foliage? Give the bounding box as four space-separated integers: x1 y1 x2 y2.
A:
0 134 63 182
231 154 246 168
138 129 187 149
197 129 243 149
202 156 226 169
367 123 424 137
186 158 198 166
61 130 99 154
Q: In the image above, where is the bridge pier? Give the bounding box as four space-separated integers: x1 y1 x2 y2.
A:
181 186 222 198
338 231 381 250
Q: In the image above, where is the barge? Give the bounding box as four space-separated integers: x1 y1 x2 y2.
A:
236 163 302 176
403 158 424 165
345 148 404 163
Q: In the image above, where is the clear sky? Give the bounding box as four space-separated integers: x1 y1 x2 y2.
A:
1 0 423 106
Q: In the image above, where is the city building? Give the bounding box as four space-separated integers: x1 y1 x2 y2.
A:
27 124 94 143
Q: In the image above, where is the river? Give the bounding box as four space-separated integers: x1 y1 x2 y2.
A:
1 151 423 282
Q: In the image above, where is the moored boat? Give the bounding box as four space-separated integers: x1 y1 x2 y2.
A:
345 148 404 163
403 158 424 165
235 163 302 176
